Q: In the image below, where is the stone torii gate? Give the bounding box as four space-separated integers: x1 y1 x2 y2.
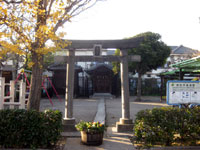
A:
63 37 143 132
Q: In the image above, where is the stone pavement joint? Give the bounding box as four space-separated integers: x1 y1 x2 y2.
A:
92 93 114 99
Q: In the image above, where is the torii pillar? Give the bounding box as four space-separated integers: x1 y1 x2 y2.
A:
61 38 143 132
62 49 76 131
116 49 133 132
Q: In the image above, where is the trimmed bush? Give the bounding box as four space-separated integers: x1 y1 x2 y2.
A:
133 107 200 148
0 109 62 149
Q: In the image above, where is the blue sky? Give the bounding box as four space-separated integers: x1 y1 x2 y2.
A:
63 0 200 50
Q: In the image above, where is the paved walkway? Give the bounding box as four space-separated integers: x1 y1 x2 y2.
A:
40 96 168 150
64 136 134 150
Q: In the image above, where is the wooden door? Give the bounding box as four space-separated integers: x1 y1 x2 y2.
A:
94 75 111 93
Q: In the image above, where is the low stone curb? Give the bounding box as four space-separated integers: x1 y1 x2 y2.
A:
0 148 51 150
61 131 81 137
148 146 200 150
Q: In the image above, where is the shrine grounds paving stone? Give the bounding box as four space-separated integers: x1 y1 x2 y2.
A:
149 147 200 150
105 96 168 127
40 96 168 126
40 96 169 150
93 98 106 124
63 136 134 150
40 97 98 123
40 96 200 150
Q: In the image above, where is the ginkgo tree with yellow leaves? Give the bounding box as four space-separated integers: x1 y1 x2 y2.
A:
0 0 101 110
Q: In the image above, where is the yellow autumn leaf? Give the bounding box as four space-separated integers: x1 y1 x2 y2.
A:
28 62 35 68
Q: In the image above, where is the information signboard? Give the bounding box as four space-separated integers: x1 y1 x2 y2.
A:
167 80 200 105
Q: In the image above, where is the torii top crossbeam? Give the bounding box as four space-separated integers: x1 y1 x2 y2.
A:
65 37 144 49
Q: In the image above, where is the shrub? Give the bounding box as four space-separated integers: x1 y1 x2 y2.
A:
0 109 62 149
133 107 200 148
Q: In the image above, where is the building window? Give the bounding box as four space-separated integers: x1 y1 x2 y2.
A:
147 74 151 77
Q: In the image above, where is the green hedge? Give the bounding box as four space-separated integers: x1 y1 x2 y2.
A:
133 107 200 148
0 109 62 149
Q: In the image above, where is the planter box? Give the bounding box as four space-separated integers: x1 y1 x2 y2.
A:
81 131 104 146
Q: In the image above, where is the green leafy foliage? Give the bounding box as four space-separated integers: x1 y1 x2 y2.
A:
130 32 170 100
43 52 55 70
112 49 120 74
76 121 106 133
0 109 62 149
112 32 170 100
128 32 170 74
112 32 170 75
25 52 54 71
133 107 200 148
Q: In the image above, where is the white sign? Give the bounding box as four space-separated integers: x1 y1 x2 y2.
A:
167 80 200 105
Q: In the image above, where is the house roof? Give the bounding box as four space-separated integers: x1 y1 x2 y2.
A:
169 46 178 51
0 65 15 71
160 68 200 76
171 56 200 69
86 63 113 74
170 45 199 55
87 63 112 71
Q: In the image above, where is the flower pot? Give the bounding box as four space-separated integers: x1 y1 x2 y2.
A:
81 131 104 146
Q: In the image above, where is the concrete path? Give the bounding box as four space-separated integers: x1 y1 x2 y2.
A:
62 97 135 149
106 96 168 127
40 97 98 123
93 98 106 124
64 136 134 150
63 126 135 150
40 96 168 150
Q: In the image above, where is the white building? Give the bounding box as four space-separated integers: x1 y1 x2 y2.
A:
144 45 200 79
54 48 115 69
0 54 24 82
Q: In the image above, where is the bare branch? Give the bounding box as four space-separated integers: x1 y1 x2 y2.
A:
70 0 96 18
53 0 99 33
0 62 4 68
2 0 23 4
47 0 55 18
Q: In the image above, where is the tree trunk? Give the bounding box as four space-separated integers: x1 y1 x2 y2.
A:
12 54 19 80
136 72 142 101
12 56 18 101
27 52 43 110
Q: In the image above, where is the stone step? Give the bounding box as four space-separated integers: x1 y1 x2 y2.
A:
92 93 114 99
